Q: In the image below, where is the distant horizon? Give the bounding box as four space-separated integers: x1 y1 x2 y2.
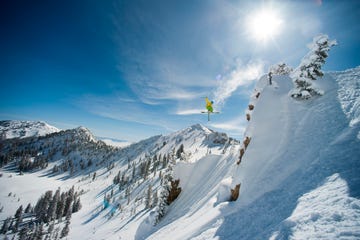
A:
0 119 232 142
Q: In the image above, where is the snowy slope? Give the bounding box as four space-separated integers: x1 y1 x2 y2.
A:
331 66 360 131
140 67 360 239
0 120 59 139
214 68 360 239
67 124 238 240
0 122 237 239
271 173 360 240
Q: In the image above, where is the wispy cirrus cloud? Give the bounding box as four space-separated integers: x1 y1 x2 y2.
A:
213 60 264 107
175 108 204 115
75 94 169 128
112 1 247 107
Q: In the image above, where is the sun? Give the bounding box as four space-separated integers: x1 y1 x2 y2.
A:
246 8 283 43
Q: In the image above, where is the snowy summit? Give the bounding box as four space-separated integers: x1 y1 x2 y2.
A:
0 120 59 140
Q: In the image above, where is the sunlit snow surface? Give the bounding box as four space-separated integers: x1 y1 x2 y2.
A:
333 66 360 131
140 68 360 240
0 120 59 139
1 67 359 240
271 174 360 240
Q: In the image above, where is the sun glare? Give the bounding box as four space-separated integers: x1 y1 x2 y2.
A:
246 8 283 43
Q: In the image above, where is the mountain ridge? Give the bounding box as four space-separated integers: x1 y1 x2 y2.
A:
0 121 237 239
0 120 60 140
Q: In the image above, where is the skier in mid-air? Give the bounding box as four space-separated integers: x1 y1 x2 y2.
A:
205 97 214 113
202 97 219 121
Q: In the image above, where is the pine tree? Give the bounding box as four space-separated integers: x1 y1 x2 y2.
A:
154 160 174 224
63 186 74 218
60 220 70 238
162 155 167 169
0 217 11 234
270 62 293 75
47 222 55 236
56 192 66 221
176 144 184 160
53 226 60 240
145 184 152 209
132 163 136 180
7 219 13 234
152 190 158 208
48 188 60 222
15 205 23 219
24 203 32 214
65 205 72 221
14 205 23 231
125 187 131 205
113 170 121 184
18 226 29 240
144 159 151 179
72 197 81 213
35 190 52 223
34 223 44 240
291 34 337 99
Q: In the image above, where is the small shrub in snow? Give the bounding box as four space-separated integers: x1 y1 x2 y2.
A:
291 34 337 99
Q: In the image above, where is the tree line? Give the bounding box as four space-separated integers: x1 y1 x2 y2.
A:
1 186 82 239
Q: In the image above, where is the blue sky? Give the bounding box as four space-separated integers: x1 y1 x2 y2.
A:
1 0 359 142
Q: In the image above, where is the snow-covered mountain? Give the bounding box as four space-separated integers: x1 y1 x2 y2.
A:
0 66 359 240
128 66 359 240
0 120 59 140
0 121 237 239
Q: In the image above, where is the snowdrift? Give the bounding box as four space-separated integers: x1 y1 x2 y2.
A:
217 68 360 239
